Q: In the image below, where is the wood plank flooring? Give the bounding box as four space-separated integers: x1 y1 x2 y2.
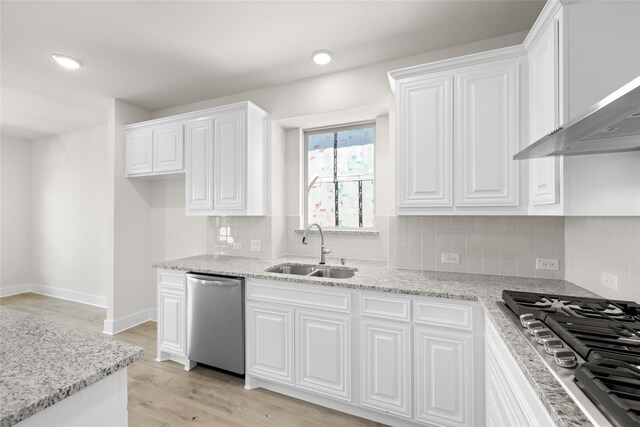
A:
1 293 384 427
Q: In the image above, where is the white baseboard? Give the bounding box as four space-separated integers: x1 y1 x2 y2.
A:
0 283 32 297
31 284 108 308
103 308 157 335
0 283 107 308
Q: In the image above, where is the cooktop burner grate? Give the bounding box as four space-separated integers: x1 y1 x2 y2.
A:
575 360 640 427
502 290 640 322
545 315 640 364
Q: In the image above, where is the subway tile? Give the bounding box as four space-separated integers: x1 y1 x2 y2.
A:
516 262 535 278
482 218 499 246
451 217 466 233
466 217 483 233
629 218 640 242
499 261 517 277
436 216 451 234
467 258 483 274
516 217 534 234
467 245 482 261
483 246 498 261
421 217 436 235
421 245 436 271
482 260 499 275
499 246 516 263
498 217 516 234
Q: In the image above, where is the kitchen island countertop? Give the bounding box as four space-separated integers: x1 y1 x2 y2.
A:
0 307 144 427
155 254 601 427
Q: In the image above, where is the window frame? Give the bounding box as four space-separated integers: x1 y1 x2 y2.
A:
303 121 376 230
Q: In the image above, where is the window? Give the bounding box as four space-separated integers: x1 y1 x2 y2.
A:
305 123 375 229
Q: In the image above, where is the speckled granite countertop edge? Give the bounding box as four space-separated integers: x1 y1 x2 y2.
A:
0 308 144 427
155 254 600 427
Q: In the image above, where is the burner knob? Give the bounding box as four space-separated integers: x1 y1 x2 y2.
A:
544 338 564 355
533 328 554 344
527 321 545 336
519 313 535 328
554 350 577 368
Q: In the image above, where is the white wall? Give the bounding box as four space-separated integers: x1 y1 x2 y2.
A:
29 126 109 300
149 177 207 264
107 99 152 327
566 217 640 302
1 137 31 288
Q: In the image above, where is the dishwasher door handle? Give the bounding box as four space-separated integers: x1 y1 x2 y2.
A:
188 277 239 287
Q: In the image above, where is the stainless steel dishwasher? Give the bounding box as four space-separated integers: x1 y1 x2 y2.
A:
186 273 244 374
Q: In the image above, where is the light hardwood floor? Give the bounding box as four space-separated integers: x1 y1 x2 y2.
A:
1 293 384 427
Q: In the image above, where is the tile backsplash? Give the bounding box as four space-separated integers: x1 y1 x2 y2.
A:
390 216 565 279
565 217 640 302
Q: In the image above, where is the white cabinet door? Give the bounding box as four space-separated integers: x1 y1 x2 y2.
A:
414 326 473 427
295 310 351 401
397 75 453 208
214 111 246 211
455 60 520 207
153 124 184 174
361 319 411 417
125 129 153 176
157 287 186 356
529 17 560 206
185 119 214 213
246 303 294 385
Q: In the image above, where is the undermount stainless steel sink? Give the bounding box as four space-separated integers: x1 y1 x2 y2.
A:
309 268 356 279
265 263 357 279
265 264 317 276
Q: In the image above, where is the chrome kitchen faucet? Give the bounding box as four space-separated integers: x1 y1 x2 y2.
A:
302 223 331 265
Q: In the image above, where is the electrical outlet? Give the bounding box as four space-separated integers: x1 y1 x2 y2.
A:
441 253 460 264
10 269 18 279
601 272 618 290
251 240 262 252
233 242 243 250
536 258 559 271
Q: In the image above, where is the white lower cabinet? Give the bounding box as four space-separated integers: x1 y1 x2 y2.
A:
485 316 554 427
361 319 411 417
414 327 474 427
246 302 294 385
295 310 351 401
245 279 484 427
156 269 191 369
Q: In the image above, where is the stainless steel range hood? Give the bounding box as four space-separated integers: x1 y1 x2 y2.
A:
514 76 640 159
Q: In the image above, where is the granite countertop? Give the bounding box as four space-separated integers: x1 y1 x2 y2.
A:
155 254 601 427
0 308 144 427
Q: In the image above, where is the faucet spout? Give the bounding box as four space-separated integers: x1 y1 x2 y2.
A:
302 223 330 264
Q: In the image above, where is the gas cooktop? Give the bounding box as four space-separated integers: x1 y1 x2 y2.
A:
500 290 640 427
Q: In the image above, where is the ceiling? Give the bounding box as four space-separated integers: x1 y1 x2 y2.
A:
1 1 545 141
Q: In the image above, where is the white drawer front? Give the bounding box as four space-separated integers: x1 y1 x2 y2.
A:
247 280 350 313
360 294 410 322
414 299 473 331
157 269 186 290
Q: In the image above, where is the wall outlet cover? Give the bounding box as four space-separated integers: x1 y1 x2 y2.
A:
251 240 262 252
441 253 460 264
601 272 618 290
536 258 559 271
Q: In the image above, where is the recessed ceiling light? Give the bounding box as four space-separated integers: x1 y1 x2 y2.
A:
312 50 332 65
51 54 82 70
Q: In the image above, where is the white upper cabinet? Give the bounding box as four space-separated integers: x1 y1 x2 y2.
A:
125 128 153 176
525 4 562 210
153 124 184 174
523 1 640 216
213 111 246 211
126 125 183 177
185 119 215 212
397 75 453 208
390 46 528 215
185 102 267 216
455 60 520 207
125 101 268 216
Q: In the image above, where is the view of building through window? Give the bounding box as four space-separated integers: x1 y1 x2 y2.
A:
306 124 374 228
